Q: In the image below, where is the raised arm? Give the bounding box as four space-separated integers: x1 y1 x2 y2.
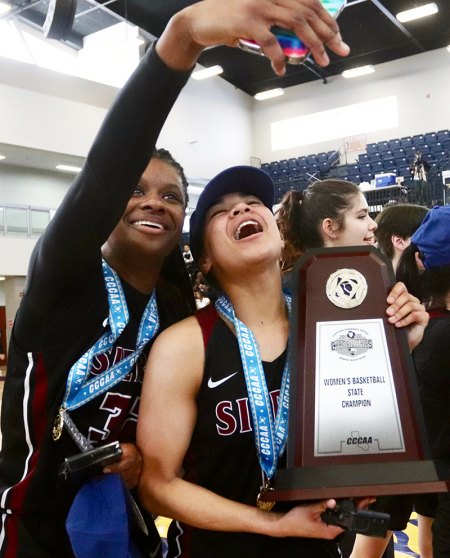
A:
137 317 344 539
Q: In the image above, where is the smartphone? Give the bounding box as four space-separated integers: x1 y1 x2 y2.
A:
59 440 123 482
238 0 346 65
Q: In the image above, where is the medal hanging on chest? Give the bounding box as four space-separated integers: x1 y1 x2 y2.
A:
53 259 159 448
215 294 291 512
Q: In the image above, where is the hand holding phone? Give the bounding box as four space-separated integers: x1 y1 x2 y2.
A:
59 441 123 483
239 0 346 65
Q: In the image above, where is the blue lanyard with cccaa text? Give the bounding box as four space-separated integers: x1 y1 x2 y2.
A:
215 294 291 481
61 259 159 412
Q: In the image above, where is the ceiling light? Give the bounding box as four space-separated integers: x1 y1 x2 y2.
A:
254 88 284 101
191 65 223 80
0 155 5 161
396 2 438 23
56 164 82 173
447 45 450 53
0 276 5 281
342 65 375 79
0 2 12 15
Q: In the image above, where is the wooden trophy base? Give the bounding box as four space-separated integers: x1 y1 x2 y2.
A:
260 460 450 502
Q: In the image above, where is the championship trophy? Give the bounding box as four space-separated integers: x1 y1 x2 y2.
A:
264 246 450 504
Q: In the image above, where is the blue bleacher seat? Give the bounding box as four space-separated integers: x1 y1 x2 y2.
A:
400 137 412 148
442 139 450 151
307 155 317 165
378 141 390 152
392 147 405 158
297 156 307 166
425 132 437 144
318 161 331 173
327 151 340 166
395 157 408 168
367 143 378 154
350 174 361 184
358 153 369 163
316 152 328 163
423 153 435 163
398 166 411 176
404 147 417 158
383 159 396 171
388 139 401 150
437 130 449 142
434 151 449 161
368 152 381 162
359 163 371 174
412 135 425 147
360 173 373 183
372 161 383 173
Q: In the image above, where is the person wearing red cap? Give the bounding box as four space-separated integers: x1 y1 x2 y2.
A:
137 164 428 557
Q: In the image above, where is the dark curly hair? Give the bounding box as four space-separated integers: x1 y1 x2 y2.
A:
152 147 189 206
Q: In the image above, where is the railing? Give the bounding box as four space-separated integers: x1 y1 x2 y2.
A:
0 205 56 237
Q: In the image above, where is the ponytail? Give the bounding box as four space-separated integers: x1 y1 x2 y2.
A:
396 243 422 300
276 190 304 274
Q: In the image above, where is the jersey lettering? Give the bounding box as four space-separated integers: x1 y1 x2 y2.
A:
87 391 139 443
215 389 280 436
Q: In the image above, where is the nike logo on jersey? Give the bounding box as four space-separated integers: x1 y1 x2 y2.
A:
208 371 238 389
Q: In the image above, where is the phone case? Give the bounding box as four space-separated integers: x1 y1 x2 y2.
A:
59 441 123 482
238 0 346 65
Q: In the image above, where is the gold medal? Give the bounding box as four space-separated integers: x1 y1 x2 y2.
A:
256 484 275 512
52 407 65 441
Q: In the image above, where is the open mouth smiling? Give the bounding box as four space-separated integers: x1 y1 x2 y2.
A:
132 220 165 231
234 220 263 240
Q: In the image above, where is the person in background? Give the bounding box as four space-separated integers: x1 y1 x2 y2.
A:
0 15 199 558
375 203 429 272
350 202 435 558
276 180 430 558
396 205 450 558
183 242 195 277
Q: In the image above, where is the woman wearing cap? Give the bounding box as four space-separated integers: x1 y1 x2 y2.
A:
0 2 353 556
396 205 450 558
137 165 428 557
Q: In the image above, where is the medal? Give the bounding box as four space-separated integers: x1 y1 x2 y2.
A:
256 478 275 512
52 406 65 441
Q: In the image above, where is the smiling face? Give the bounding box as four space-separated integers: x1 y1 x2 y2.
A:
200 192 282 282
324 192 378 247
104 158 186 266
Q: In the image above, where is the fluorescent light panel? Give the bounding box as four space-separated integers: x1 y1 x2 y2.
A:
342 65 375 79
0 1 11 15
254 88 284 101
56 164 82 173
447 45 450 53
396 2 438 23
191 65 223 80
0 155 5 161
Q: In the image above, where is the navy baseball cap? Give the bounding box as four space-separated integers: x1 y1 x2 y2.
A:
411 205 450 269
189 165 274 261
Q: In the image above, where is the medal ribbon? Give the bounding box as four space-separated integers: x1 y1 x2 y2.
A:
61 259 159 412
215 294 291 480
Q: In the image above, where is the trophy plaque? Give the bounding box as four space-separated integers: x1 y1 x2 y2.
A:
265 246 450 502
